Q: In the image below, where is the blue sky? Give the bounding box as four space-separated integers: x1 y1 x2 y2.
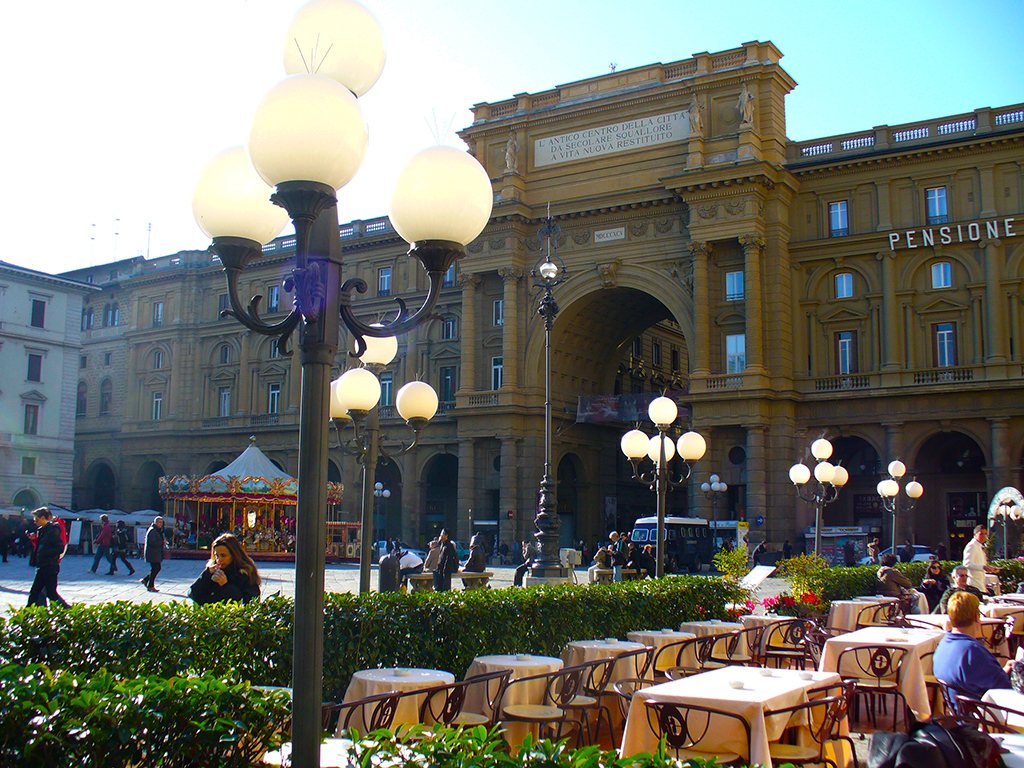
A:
3 0 1021 273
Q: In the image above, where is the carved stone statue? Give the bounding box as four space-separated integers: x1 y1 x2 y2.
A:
737 83 755 127
504 133 519 173
687 102 703 138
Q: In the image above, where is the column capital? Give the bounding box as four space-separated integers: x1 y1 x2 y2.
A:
457 272 481 289
498 267 524 284
687 240 712 259
739 233 767 252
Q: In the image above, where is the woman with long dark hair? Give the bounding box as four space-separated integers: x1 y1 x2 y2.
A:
189 532 261 605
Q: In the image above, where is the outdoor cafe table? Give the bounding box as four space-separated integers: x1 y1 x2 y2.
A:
619 665 844 768
982 688 1024 731
561 639 647 680
819 626 944 719
908 613 1011 658
463 653 563 745
627 629 696 676
341 668 455 728
677 620 746 666
982 602 1024 636
827 597 898 633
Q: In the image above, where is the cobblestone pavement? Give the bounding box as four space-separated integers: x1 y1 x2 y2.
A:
0 553 789 614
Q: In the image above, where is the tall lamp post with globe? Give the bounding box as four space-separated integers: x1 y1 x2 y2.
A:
701 475 728 552
620 396 706 578
877 460 923 552
190 2 493 765
788 438 849 559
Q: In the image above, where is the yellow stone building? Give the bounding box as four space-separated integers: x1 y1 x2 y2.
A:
65 42 1024 560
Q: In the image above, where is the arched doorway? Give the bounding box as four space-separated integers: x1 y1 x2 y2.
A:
422 454 457 543
135 461 165 512
374 458 403 542
827 436 881 528
85 463 118 510
12 489 39 509
914 431 987 555
557 454 583 548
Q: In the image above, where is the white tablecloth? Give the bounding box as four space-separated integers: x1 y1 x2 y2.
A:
909 614 1011 658
464 653 563 745
627 630 696 676
562 639 647 681
341 668 455 731
819 626 943 718
827 598 897 633
620 666 843 767
982 688 1024 730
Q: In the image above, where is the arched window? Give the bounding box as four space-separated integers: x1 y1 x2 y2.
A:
76 381 88 416
81 306 94 331
103 302 120 327
219 345 231 365
100 379 113 415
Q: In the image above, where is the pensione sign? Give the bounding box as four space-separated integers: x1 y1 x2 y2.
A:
887 217 1016 250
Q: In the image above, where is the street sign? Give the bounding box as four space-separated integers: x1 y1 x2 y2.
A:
755 515 765 526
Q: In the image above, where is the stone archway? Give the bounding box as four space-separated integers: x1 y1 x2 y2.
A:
85 462 118 510
135 461 165 512
826 436 881 528
12 489 39 509
422 454 458 543
374 458 403 542
913 431 987 555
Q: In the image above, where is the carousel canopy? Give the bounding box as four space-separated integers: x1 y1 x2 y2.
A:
159 437 342 505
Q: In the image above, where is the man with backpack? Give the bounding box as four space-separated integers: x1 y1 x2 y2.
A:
112 521 136 575
90 514 116 574
26 507 71 608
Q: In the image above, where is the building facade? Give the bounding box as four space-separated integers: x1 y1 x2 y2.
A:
65 42 1024 558
0 261 98 509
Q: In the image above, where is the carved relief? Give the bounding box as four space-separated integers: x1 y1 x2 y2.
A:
489 237 506 251
724 198 746 216
696 204 719 220
628 221 649 237
687 240 713 260
572 229 591 246
466 240 485 254
739 234 767 253
498 267 524 284
456 272 481 289
597 260 620 288
672 257 694 296
655 218 674 234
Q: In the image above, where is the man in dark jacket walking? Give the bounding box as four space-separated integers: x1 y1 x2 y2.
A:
141 516 166 592
434 528 458 592
27 507 70 607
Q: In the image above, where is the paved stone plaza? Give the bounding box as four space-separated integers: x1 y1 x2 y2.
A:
0 553 787 614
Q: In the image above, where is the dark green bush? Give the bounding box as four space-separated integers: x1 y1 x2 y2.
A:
0 577 743 702
0 663 289 767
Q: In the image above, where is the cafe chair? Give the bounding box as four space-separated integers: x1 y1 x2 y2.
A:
953 694 1024 734
763 619 815 669
612 678 656 724
836 644 910 731
323 689 404 737
855 601 901 629
500 664 588 746
661 636 718 680
615 644 655 680
561 657 617 744
764 680 858 768
898 616 935 631
643 699 751 766
712 625 767 668
936 680 972 720
981 616 1016 661
803 626 841 670
419 669 511 729
651 636 711 680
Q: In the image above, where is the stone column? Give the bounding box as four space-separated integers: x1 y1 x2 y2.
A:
457 273 480 394
745 425 767 532
739 235 766 374
689 241 712 376
498 267 524 389
458 438 476 542
237 332 251 415
500 436 519 540
984 240 1007 364
990 418 1011 491
880 253 901 372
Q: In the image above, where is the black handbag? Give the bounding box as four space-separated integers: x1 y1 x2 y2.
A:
868 722 1000 768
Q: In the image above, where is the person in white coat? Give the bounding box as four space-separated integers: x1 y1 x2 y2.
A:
962 525 1000 592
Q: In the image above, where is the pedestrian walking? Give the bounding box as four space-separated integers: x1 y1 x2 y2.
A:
112 521 136 575
90 514 115 574
141 516 166 592
434 528 458 592
26 507 71 608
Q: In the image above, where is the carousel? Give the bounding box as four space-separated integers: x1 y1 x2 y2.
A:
158 437 358 560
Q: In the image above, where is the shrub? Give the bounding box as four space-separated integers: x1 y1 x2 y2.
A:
0 577 744 702
713 545 750 580
0 663 289 767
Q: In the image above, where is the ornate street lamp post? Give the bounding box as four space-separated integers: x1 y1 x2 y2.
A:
991 497 1024 560
191 3 491 765
877 460 923 551
528 211 568 580
620 397 706 578
701 474 728 552
789 438 849 559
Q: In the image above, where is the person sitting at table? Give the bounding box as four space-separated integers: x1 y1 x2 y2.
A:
189 533 261 605
876 554 922 613
919 560 951 612
933 591 1012 699
463 534 486 573
938 565 984 613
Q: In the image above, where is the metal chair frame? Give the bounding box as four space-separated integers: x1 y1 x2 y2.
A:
855 601 901 629
763 619 815 669
418 669 511 728
954 693 1024 734
322 689 404 737
499 663 588 746
764 680 858 768
643 699 752 766
652 636 715 679
612 677 656 724
836 644 911 731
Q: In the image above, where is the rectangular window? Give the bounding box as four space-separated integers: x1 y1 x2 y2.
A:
725 271 744 301
267 285 280 312
152 392 163 421
218 387 231 418
926 187 948 224
492 299 504 327
220 345 231 365
443 264 456 288
27 353 42 382
934 322 957 367
442 317 457 340
268 383 280 414
153 350 163 369
30 299 45 328
152 301 163 327
652 340 662 367
378 267 391 297
726 334 746 373
379 372 393 407
632 337 643 358
24 404 39 434
671 348 680 372
21 457 36 475
218 293 229 318
269 339 281 359
835 331 858 374
828 201 849 237
81 356 91 370
104 352 112 366
491 357 503 390
932 261 952 289
100 383 112 415
440 366 457 402
835 272 853 299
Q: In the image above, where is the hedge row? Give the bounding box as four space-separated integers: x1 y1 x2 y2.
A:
0 577 745 702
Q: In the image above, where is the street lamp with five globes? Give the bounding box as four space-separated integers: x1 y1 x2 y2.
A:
877 460 924 551
789 438 849 559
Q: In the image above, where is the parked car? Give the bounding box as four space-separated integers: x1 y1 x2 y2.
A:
372 540 426 561
859 545 935 566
